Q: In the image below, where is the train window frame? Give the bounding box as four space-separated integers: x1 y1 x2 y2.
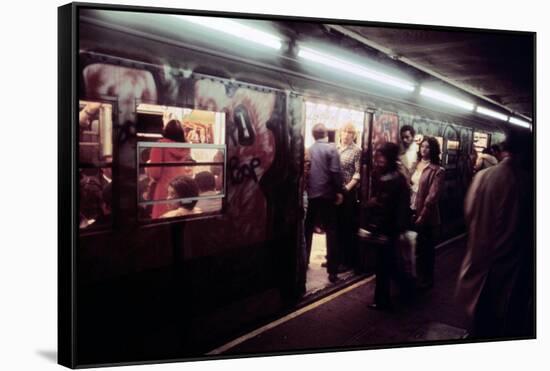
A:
303 99 366 148
137 142 227 223
473 131 490 153
135 100 226 144
78 97 118 235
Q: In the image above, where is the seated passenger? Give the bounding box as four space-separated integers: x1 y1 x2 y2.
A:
138 175 152 219
161 176 202 218
79 176 103 228
210 150 224 191
92 182 112 227
195 171 222 213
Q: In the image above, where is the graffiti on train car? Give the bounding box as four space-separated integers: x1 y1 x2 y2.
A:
229 156 262 184
228 104 257 146
410 118 442 137
83 63 158 124
185 79 278 253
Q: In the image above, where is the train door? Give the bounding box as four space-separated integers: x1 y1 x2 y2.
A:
303 100 365 295
360 110 401 204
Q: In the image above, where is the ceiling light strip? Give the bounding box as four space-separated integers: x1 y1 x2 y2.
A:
420 86 474 111
476 106 509 121
175 15 282 50
326 24 532 122
509 117 532 129
298 47 415 92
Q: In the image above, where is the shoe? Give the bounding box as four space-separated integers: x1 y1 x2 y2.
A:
368 302 392 311
337 264 349 273
328 274 339 283
417 281 434 291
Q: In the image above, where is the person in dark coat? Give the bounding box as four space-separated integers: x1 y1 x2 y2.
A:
304 123 345 283
367 142 412 310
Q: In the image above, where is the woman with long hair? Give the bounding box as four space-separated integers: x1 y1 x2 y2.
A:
337 123 362 271
410 136 445 290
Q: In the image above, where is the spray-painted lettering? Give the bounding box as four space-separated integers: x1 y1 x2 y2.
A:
229 156 261 184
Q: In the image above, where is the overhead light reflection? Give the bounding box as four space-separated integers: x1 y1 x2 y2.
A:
476 106 509 121
509 117 532 129
298 47 416 92
174 15 282 50
420 86 474 111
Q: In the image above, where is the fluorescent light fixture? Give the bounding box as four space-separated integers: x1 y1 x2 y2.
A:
509 117 532 129
476 106 508 121
174 15 282 50
420 86 474 111
297 47 416 92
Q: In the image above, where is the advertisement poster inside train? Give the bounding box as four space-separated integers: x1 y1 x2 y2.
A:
371 112 399 153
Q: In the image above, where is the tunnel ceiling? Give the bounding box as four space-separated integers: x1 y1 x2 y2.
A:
80 9 534 122
338 26 534 119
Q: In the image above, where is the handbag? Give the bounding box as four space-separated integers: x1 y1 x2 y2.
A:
397 230 417 278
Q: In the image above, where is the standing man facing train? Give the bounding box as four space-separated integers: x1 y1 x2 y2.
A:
304 123 345 283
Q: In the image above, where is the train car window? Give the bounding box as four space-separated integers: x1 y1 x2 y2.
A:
78 100 114 231
447 140 460 151
136 104 225 145
473 131 489 153
136 105 226 222
434 136 444 160
304 101 365 148
445 140 460 166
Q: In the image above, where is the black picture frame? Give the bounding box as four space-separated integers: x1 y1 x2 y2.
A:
59 2 536 368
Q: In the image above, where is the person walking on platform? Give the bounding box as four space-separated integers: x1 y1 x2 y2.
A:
304 123 345 283
410 136 445 290
457 131 533 339
367 142 412 310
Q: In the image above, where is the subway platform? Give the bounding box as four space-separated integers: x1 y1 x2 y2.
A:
208 235 471 356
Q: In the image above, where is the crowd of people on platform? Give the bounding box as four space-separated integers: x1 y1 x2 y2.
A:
303 122 533 339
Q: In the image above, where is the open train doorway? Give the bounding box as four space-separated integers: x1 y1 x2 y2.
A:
303 100 366 295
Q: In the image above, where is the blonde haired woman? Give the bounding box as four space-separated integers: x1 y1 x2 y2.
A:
337 122 362 271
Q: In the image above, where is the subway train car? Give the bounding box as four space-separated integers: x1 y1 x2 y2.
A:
66 6 530 366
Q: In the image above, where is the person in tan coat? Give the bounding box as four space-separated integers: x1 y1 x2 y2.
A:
456 131 533 338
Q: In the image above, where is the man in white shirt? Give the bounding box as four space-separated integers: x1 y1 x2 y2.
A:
399 125 418 177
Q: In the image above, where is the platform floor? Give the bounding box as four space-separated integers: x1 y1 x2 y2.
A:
210 235 471 355
306 233 354 294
